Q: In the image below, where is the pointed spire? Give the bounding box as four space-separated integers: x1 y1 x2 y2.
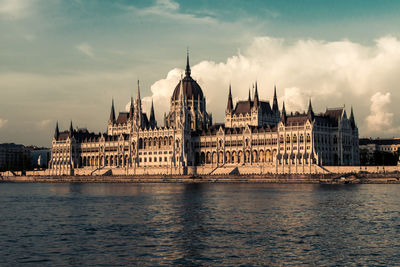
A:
307 98 314 121
185 48 191 77
248 87 251 102
150 99 155 122
281 101 287 123
54 121 59 139
149 99 157 128
136 80 141 101
109 98 116 122
129 96 134 118
253 81 259 108
349 106 356 128
227 84 233 112
68 120 74 137
307 98 314 116
272 85 279 112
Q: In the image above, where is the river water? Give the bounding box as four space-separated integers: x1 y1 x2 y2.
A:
0 183 399 266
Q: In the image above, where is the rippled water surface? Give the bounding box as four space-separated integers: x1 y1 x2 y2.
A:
1 183 400 265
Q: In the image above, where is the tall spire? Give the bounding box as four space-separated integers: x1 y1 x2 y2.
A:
248 87 251 102
150 99 155 122
307 98 314 120
69 120 74 137
281 101 287 123
253 81 259 108
54 121 59 139
149 98 157 128
272 85 279 113
185 48 191 77
129 96 134 118
136 80 141 101
109 98 116 122
227 84 233 112
349 106 356 128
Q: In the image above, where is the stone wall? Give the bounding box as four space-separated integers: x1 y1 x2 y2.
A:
324 165 400 174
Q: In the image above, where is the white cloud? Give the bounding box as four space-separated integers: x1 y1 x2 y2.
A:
3 35 400 141
128 0 216 24
76 42 94 58
36 119 51 128
0 118 8 128
146 35 400 137
365 92 397 133
0 0 31 19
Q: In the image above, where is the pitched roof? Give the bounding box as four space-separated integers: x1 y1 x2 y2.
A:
285 115 309 126
234 100 252 115
233 100 272 115
116 112 129 124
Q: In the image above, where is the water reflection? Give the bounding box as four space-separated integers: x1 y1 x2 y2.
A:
1 183 400 265
174 183 207 265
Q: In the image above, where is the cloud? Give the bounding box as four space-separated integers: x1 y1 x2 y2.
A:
127 0 216 24
365 92 397 133
3 35 400 144
36 119 51 128
76 42 94 58
0 118 8 128
146 35 400 137
0 0 31 19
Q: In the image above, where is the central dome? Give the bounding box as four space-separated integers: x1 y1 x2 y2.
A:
171 75 204 101
171 53 204 101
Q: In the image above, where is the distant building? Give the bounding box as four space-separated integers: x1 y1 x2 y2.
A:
359 138 400 153
359 138 400 165
27 146 51 169
0 143 31 171
49 53 360 175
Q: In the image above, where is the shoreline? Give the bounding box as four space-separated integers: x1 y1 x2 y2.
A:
1 173 400 184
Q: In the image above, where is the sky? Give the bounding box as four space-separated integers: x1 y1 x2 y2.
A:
1 0 400 147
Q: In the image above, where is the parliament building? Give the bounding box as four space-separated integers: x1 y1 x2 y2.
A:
49 54 360 175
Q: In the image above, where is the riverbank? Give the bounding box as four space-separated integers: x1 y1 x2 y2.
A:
1 173 400 184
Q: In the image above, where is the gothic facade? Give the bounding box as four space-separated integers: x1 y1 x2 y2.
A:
49 54 360 175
